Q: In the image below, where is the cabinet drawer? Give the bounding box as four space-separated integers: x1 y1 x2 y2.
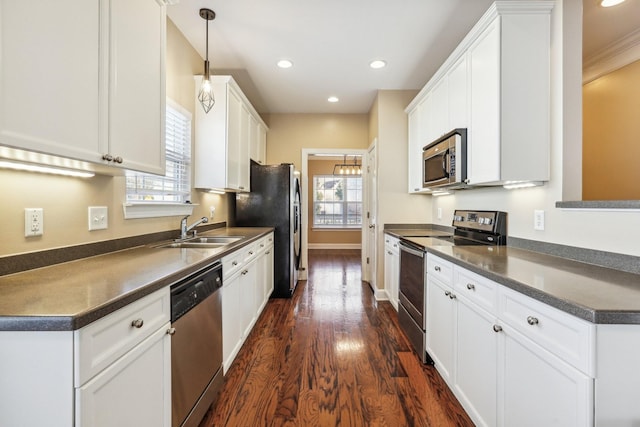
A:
427 253 453 285
499 287 595 375
74 287 170 387
385 235 400 254
242 242 259 264
454 267 498 313
223 249 245 280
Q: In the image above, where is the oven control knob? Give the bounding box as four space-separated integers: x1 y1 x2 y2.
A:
485 218 493 225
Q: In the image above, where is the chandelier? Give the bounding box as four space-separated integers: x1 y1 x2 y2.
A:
333 155 362 175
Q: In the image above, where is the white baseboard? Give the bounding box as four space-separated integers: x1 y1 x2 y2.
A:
375 288 390 301
307 243 362 250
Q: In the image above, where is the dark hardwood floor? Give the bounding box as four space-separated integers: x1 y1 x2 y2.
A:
200 249 473 427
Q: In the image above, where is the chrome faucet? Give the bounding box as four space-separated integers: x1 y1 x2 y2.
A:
180 215 208 240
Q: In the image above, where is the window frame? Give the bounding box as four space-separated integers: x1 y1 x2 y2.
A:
312 174 363 229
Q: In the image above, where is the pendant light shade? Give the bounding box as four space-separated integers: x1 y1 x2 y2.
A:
333 155 362 175
198 8 216 113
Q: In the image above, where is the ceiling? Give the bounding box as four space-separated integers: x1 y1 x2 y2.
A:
168 0 640 115
167 0 494 114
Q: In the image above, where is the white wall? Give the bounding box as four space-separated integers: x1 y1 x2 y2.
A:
431 0 640 257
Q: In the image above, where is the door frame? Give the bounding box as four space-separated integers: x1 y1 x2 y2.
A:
301 148 368 282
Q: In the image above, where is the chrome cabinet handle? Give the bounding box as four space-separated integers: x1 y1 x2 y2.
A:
249 251 254 255
493 324 503 333
241 269 249 275
434 266 441 272
102 154 113 162
449 293 456 300
232 261 238 266
369 224 375 229
444 290 451 297
131 319 144 328
527 316 539 326
114 156 123 164
166 327 176 336
466 283 475 290
387 250 393 255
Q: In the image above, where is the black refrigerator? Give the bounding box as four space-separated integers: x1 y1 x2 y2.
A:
233 161 301 298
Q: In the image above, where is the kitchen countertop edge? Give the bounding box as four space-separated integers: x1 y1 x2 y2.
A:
0 227 274 332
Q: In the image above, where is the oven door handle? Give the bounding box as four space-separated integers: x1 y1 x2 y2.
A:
399 241 425 257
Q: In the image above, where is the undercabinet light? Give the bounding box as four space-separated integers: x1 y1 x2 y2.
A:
503 181 543 190
277 59 293 69
432 190 451 197
0 160 95 178
207 189 225 195
328 96 339 103
600 0 625 7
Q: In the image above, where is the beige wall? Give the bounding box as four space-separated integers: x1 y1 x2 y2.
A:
263 114 369 168
307 159 361 245
369 90 430 290
583 59 640 200
0 19 227 257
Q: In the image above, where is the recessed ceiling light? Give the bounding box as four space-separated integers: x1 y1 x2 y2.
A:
600 0 625 6
277 59 293 68
369 59 387 69
328 96 339 103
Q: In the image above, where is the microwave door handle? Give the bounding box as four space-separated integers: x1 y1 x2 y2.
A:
442 149 450 177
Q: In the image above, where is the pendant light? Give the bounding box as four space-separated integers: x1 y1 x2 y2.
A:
198 8 216 113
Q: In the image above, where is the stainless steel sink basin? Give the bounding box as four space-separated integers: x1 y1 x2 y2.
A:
151 235 244 249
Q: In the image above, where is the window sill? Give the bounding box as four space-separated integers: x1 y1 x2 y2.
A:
122 202 197 219
312 226 362 231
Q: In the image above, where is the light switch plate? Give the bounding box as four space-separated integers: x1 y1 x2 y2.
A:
534 210 545 231
24 208 43 237
88 206 108 231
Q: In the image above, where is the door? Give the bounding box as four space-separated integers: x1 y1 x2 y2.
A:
293 176 302 272
364 140 377 288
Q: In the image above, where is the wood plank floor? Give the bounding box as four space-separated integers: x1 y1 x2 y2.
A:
200 249 473 427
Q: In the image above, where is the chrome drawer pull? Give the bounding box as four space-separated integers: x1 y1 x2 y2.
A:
232 261 238 266
527 316 539 326
449 293 456 300
444 290 451 297
434 266 441 272
493 324 503 333
166 327 176 336
466 283 475 291
131 319 144 329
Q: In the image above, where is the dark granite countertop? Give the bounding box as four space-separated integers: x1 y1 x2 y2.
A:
403 241 640 325
384 228 454 239
0 227 273 331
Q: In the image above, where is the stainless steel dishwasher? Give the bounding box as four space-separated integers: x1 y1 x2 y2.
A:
170 261 223 427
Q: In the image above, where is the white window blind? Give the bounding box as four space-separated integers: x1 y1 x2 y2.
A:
126 99 192 203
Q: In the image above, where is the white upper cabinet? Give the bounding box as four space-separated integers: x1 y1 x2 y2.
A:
0 0 166 175
468 5 552 186
194 75 267 192
405 1 553 191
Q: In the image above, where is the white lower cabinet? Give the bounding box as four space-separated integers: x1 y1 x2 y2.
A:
426 253 595 427
383 234 400 309
221 233 274 373
454 295 498 427
499 324 592 427
76 324 171 427
426 276 455 383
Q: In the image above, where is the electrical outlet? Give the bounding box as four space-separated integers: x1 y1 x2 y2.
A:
88 206 108 231
24 208 43 237
209 206 216 220
534 210 545 231
437 207 442 220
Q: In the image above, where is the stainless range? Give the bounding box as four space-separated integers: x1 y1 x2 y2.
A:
397 210 507 364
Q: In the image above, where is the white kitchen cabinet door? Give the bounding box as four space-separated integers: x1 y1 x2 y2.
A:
257 123 267 165
426 276 456 384
227 87 243 191
454 296 498 427
238 102 251 191
240 261 257 337
222 272 242 373
264 244 274 300
407 105 423 193
468 19 501 185
447 54 469 130
499 324 593 427
76 324 171 427
383 235 400 310
0 0 165 174
0 0 101 162
430 77 449 140
107 0 165 174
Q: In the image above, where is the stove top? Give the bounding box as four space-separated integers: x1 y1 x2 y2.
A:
401 210 507 250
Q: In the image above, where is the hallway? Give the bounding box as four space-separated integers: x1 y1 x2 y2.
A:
201 249 473 426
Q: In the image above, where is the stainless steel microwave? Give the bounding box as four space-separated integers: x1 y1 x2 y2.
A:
422 128 467 189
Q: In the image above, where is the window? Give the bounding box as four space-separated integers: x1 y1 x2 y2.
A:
126 99 192 203
313 175 362 228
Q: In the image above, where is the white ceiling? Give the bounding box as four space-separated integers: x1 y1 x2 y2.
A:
167 0 640 115
167 0 494 114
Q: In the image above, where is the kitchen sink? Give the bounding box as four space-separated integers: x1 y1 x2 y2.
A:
151 235 245 249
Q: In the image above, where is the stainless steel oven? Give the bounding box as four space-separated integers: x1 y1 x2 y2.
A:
398 240 431 364
422 128 467 190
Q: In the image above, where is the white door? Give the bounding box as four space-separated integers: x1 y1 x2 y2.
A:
364 140 377 289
